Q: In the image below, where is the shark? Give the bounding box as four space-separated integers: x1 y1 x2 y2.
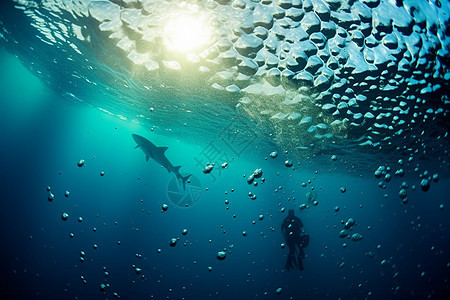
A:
132 134 191 190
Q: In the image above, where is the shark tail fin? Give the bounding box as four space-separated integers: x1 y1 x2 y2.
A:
181 174 192 190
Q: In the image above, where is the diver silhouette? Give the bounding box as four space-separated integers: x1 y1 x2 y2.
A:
281 209 309 271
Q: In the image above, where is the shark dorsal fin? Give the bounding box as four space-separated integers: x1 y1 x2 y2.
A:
158 146 168 153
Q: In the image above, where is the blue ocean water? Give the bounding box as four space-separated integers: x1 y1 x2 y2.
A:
1 0 450 299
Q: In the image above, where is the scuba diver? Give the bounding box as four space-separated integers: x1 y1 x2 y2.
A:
281 209 310 270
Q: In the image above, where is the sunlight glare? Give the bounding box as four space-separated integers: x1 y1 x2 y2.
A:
164 14 212 53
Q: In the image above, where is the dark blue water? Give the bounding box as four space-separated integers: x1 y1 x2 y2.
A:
1 48 449 299
1 0 450 299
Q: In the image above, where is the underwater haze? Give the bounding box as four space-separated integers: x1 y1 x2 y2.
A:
1 0 450 299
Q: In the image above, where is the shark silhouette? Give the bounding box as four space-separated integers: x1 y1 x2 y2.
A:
132 134 191 190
